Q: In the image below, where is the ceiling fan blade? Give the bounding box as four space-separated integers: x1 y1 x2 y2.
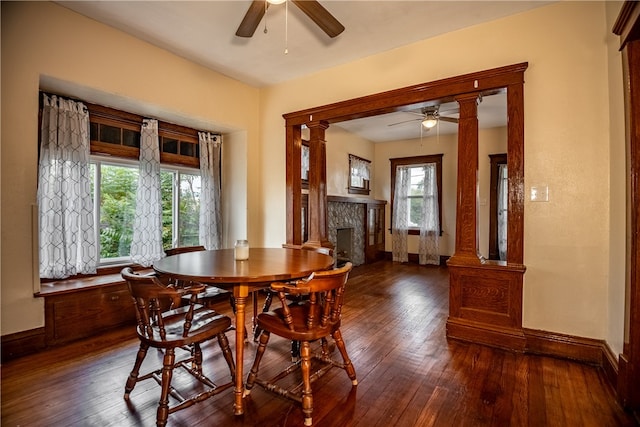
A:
236 0 268 38
439 116 459 124
292 0 345 38
388 118 421 127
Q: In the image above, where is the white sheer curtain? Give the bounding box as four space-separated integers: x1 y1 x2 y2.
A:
392 166 410 262
419 164 440 265
38 94 97 278
130 119 164 266
350 155 370 187
301 144 310 181
497 164 508 261
199 132 222 250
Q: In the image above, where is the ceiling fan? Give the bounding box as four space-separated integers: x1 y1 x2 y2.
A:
388 106 459 130
236 0 345 38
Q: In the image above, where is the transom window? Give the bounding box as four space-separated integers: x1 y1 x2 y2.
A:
86 101 200 168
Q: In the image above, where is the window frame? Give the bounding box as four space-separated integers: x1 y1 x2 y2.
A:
38 93 211 275
348 154 371 195
90 156 202 265
390 154 443 236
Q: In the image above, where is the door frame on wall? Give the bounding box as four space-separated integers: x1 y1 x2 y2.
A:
613 0 640 417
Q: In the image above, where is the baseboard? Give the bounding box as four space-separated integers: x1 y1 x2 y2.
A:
446 318 527 352
445 323 619 389
383 251 449 265
523 328 619 390
524 328 606 365
601 342 619 391
1 327 46 363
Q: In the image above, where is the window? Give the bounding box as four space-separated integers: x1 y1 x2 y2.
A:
390 154 443 235
84 101 205 264
489 153 507 260
91 158 201 264
84 103 204 264
348 154 371 195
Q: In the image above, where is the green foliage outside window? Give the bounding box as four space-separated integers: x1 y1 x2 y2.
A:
95 164 137 259
408 167 425 227
93 162 201 261
178 173 201 247
159 171 201 249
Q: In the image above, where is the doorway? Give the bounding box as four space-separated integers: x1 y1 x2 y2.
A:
283 63 528 350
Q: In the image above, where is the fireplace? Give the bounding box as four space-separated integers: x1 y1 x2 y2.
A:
336 228 353 264
328 200 365 266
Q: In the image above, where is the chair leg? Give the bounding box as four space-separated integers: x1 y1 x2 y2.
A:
192 343 203 374
291 340 301 361
157 348 175 427
253 290 273 341
332 329 357 385
300 341 313 426
244 331 270 395
217 332 236 381
124 343 149 399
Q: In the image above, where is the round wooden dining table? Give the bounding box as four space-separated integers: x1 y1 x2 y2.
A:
153 247 334 415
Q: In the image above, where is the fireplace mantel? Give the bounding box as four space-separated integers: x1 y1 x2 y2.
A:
328 195 384 205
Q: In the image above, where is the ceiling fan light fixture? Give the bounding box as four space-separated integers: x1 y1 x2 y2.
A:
267 0 286 4
422 115 438 129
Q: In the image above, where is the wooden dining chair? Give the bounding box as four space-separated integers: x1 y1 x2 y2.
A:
253 246 334 344
164 246 231 307
244 262 357 427
121 267 235 427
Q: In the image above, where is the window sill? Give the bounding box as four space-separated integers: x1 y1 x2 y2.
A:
36 265 152 297
348 186 370 196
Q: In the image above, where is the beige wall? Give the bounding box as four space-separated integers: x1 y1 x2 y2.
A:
260 2 626 353
324 126 375 197
1 1 629 359
1 2 260 335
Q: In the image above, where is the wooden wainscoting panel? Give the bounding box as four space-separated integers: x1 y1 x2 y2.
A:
448 262 525 328
447 261 526 351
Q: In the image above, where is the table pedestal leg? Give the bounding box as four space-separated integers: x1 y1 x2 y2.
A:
233 291 247 415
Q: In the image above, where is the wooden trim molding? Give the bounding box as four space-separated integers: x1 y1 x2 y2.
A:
524 328 607 365
613 1 640 415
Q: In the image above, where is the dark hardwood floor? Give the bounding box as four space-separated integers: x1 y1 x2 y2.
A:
1 261 636 426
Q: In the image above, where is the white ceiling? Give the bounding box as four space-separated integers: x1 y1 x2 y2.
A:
55 0 549 141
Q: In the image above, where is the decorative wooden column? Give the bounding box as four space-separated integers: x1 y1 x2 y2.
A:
447 92 526 351
285 124 303 246
451 93 483 262
304 121 333 249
